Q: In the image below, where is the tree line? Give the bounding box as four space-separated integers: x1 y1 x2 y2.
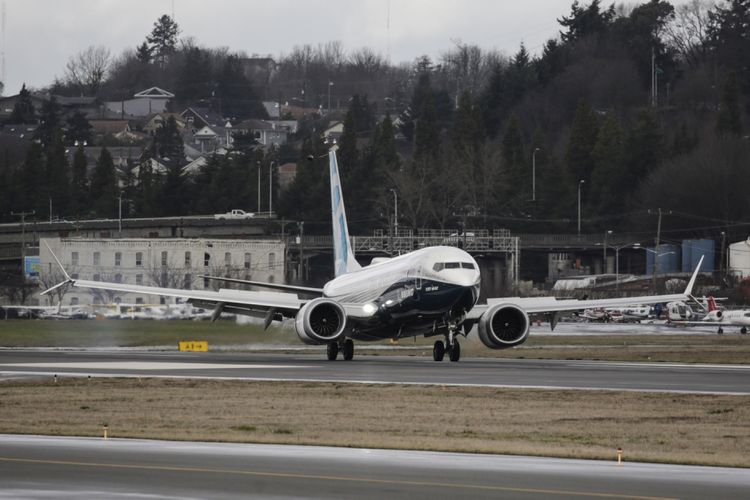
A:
1 1 749 240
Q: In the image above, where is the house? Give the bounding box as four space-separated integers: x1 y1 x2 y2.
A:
0 92 47 122
67 146 143 178
180 107 225 131
89 120 143 143
103 87 174 118
143 112 186 135
323 121 344 142
235 119 289 148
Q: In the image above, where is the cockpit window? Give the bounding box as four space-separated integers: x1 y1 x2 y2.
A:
433 262 474 271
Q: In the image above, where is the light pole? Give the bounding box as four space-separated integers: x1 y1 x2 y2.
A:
532 147 540 202
269 161 276 216
394 192 398 236
577 180 585 237
327 81 334 114
603 230 612 273
118 193 123 237
257 161 261 213
613 242 640 291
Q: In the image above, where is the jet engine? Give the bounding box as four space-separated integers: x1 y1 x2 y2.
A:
294 298 347 345
477 303 530 349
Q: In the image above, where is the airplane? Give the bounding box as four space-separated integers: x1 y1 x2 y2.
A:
699 296 750 335
42 146 704 362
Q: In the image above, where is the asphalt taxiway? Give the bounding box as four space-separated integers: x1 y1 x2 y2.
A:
1 349 748 394
1 434 748 499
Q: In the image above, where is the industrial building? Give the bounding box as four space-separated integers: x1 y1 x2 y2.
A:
39 237 285 306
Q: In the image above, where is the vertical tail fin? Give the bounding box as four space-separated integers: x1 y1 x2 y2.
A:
707 296 718 312
329 146 361 277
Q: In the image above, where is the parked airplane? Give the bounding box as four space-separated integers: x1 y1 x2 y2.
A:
43 147 704 362
700 296 750 334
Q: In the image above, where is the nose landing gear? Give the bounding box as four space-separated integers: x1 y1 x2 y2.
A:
432 326 462 362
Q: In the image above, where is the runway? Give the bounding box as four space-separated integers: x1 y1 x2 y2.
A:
1 349 749 394
1 435 748 499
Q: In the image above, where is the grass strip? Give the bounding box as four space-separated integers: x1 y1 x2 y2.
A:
1 377 748 468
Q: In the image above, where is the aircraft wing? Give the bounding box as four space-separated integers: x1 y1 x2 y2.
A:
67 279 304 320
468 256 703 322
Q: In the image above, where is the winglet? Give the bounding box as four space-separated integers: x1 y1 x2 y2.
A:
684 255 703 297
40 241 74 296
44 241 71 282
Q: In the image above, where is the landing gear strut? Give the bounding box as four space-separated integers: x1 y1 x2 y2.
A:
718 327 724 335
433 327 462 362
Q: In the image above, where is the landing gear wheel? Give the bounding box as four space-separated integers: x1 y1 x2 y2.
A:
448 340 461 362
326 342 339 361
741 327 747 335
717 327 724 335
342 339 354 360
433 340 445 361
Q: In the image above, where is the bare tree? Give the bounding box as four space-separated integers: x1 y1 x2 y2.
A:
37 267 70 306
64 45 112 95
663 0 713 68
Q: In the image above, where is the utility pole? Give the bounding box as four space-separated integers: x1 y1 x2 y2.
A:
648 208 670 292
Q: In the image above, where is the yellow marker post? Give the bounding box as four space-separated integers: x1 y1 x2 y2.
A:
616 447 623 465
103 425 109 440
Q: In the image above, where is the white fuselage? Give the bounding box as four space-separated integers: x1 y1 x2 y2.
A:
321 246 481 338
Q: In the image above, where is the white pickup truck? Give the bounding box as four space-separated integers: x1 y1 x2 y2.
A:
214 209 255 220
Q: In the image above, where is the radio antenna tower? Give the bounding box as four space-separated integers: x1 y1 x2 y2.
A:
2 1 6 95
386 0 391 63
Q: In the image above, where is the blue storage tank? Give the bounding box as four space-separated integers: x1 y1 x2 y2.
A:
681 239 715 273
646 244 681 275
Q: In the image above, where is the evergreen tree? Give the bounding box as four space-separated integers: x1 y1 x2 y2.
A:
707 0 750 98
159 162 185 216
66 111 92 146
152 115 184 162
217 55 266 119
589 112 625 221
70 144 89 217
90 147 118 217
44 129 71 219
135 41 152 64
565 98 600 186
558 0 615 43
17 142 45 215
624 107 663 187
501 114 525 190
33 97 62 148
716 71 743 136
176 45 213 102
6 84 35 124
134 150 160 217
146 14 180 67
452 90 484 160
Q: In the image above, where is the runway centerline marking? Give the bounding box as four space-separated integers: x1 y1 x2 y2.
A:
0 362 314 370
0 456 676 500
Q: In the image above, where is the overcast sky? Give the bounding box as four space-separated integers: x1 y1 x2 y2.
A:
2 0 684 95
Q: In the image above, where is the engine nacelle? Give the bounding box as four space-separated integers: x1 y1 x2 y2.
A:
294 298 347 345
477 303 530 349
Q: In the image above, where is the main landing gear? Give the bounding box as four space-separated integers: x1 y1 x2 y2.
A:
432 337 461 362
327 339 355 361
